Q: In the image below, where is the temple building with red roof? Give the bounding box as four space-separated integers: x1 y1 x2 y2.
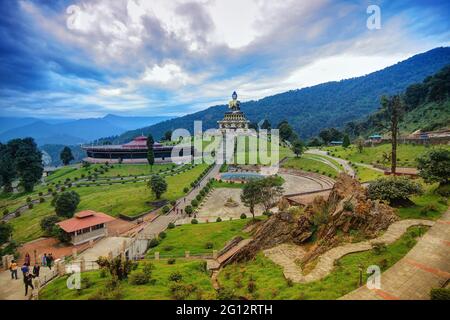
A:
57 210 115 245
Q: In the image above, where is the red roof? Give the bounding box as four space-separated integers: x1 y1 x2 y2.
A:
122 136 162 149
57 210 115 233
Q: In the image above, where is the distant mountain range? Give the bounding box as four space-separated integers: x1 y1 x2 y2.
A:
0 114 173 145
111 47 450 143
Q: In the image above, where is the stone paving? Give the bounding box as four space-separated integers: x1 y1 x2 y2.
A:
0 262 57 300
264 219 435 283
180 173 328 224
341 210 450 300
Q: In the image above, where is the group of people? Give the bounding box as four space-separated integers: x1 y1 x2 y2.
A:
8 252 55 296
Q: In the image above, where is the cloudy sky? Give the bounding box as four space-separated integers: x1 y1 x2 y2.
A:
0 0 449 119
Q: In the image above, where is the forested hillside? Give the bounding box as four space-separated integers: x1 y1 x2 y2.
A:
113 47 450 143
343 65 450 137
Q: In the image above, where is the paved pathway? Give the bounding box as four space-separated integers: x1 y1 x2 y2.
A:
341 210 450 300
264 219 434 283
142 164 221 235
0 264 57 300
306 149 355 177
354 162 385 173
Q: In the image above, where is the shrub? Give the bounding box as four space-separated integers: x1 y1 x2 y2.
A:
148 238 160 248
167 258 176 265
372 242 387 255
263 210 273 217
99 268 107 278
39 197 45 203
247 280 257 293
3 209 9 216
28 203 33 209
183 187 189 193
161 205 170 214
367 177 423 205
417 149 450 185
185 205 193 216
170 200 176 206
286 278 294 287
129 270 150 285
143 262 154 276
191 199 198 207
168 271 183 282
216 217 222 222
26 197 32 203
169 283 197 300
430 288 450 300
163 245 174 251
159 231 167 239
191 219 198 224
420 204 438 216
205 242 213 249
38 192 43 196
168 222 175 229
436 184 450 197
240 213 247 219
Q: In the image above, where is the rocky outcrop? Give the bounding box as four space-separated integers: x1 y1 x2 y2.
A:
226 173 398 265
227 212 297 263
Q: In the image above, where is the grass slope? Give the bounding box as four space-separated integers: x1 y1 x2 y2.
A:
282 156 338 178
39 259 215 300
218 226 429 300
8 163 208 243
147 219 251 257
324 144 450 168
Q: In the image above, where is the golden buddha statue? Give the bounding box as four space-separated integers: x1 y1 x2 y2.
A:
228 91 240 111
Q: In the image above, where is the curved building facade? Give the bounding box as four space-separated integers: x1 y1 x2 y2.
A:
82 136 192 164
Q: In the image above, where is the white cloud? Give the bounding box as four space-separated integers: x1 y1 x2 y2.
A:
141 63 190 86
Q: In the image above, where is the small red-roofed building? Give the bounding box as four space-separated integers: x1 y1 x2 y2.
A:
57 210 115 245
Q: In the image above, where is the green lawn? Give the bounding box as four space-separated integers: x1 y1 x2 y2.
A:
39 259 215 300
353 164 384 183
211 180 246 189
46 163 176 183
395 183 448 220
218 225 429 300
282 156 338 178
99 163 175 177
324 144 450 168
232 136 293 165
9 202 54 243
8 163 208 243
147 219 251 257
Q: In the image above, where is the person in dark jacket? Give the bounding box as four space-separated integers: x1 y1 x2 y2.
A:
33 263 40 277
24 273 35 296
46 253 53 270
21 264 29 283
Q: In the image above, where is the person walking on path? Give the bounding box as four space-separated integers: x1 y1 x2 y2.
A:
33 263 40 277
24 273 35 297
47 253 53 270
9 260 18 280
41 253 47 267
21 263 29 282
24 253 30 266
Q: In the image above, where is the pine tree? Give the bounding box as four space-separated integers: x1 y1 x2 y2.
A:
342 134 351 148
60 146 74 166
146 134 155 171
